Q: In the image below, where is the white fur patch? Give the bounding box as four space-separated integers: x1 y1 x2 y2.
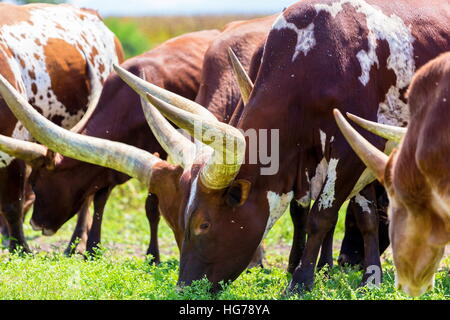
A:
185 174 199 229
355 193 372 213
309 157 329 202
315 0 415 125
318 158 339 210
320 129 327 154
272 14 316 61
0 5 119 167
264 191 294 237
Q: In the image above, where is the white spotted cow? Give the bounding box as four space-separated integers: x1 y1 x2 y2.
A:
0 3 123 252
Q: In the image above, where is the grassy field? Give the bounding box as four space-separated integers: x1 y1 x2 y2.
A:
0 180 448 300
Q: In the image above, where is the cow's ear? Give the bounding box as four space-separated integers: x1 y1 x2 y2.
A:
226 179 251 207
148 161 183 195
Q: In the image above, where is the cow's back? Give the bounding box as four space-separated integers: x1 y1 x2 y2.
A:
0 3 123 140
195 15 277 122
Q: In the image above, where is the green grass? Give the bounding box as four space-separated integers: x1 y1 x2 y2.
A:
0 179 448 300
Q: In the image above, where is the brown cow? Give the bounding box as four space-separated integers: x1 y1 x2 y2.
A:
198 14 390 272
0 3 123 252
333 51 450 296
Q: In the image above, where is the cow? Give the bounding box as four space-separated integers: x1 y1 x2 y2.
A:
0 3 124 253
333 51 450 296
4 0 446 293
197 14 390 273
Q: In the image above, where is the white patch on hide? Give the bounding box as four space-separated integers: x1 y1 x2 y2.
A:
264 191 294 237
318 158 339 210
185 174 199 229
320 129 327 154
355 193 372 213
310 157 328 201
272 13 316 61
315 0 415 125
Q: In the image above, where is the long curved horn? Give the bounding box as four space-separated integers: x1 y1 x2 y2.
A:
114 64 218 122
347 113 406 143
333 109 388 182
0 73 161 186
140 96 195 168
0 134 47 163
228 48 253 104
145 93 245 189
70 57 103 133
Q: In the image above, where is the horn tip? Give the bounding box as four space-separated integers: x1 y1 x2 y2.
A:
333 108 342 118
346 112 359 121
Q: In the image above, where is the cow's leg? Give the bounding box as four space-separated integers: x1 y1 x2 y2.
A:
338 201 364 268
289 154 364 292
86 187 112 254
0 160 30 253
374 187 390 256
288 200 308 274
317 226 335 270
64 197 93 256
145 193 161 264
352 185 382 287
0 214 9 247
22 179 35 217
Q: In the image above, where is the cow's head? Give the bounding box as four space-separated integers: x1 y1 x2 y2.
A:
28 156 108 234
113 58 271 287
334 109 449 297
0 129 112 235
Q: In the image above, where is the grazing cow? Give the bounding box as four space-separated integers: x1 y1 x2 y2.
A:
4 0 447 293
333 51 450 296
0 3 123 252
198 14 390 273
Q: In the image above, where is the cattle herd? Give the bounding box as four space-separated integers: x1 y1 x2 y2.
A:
0 0 448 298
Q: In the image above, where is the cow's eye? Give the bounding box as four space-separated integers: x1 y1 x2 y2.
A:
200 222 210 230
